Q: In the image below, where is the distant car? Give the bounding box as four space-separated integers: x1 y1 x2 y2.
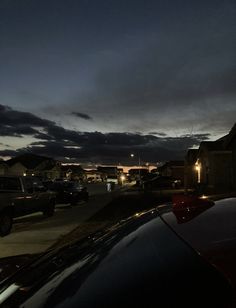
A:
87 176 102 183
0 176 56 236
106 175 118 184
49 180 89 205
143 176 181 190
0 196 235 307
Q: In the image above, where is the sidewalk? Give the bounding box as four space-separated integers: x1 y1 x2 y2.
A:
0 192 118 258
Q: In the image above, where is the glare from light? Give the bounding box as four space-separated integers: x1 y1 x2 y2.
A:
120 175 126 181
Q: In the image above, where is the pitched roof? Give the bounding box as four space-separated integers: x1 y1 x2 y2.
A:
6 154 53 169
224 123 236 148
199 139 227 151
61 164 84 172
158 160 184 171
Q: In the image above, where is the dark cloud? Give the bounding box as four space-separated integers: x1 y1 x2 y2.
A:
0 104 54 137
149 132 167 137
0 105 54 127
0 105 211 163
71 112 93 120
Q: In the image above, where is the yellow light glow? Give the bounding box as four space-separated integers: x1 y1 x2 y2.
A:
195 161 201 183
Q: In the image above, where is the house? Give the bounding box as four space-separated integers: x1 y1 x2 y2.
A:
61 164 86 181
222 123 236 191
186 123 236 194
6 154 61 180
0 161 9 176
158 161 185 184
196 139 232 193
38 160 61 180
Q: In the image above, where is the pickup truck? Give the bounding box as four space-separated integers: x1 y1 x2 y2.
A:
0 176 56 236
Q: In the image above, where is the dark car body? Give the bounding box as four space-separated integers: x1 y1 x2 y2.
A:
0 176 56 236
0 196 235 307
143 175 181 190
49 180 89 205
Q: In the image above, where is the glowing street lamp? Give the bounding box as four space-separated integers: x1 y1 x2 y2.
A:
130 153 141 182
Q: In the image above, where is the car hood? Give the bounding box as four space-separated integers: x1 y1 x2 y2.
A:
0 254 37 283
0 204 233 307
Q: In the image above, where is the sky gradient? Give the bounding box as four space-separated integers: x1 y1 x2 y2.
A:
0 0 235 163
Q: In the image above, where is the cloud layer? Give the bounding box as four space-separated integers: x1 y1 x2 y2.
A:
0 104 211 163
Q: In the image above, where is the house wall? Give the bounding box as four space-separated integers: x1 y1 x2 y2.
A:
0 163 8 175
210 152 232 192
42 167 61 180
199 151 232 193
231 139 236 191
184 163 198 189
160 167 171 177
160 165 184 185
8 163 27 176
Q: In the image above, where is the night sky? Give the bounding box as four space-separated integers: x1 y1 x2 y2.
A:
0 0 235 164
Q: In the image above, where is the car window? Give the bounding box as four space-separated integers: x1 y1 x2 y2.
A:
0 177 22 191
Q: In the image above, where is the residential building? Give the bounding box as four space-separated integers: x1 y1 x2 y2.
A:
184 149 198 190
0 161 9 175
61 164 86 181
6 154 61 180
158 160 185 184
185 123 236 194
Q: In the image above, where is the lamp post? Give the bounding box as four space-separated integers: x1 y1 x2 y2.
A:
130 153 141 183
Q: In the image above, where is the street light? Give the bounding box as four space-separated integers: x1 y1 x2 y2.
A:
130 153 141 183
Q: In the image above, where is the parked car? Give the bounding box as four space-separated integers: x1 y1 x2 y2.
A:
49 180 89 205
0 176 56 236
143 175 181 190
0 196 235 307
106 175 118 184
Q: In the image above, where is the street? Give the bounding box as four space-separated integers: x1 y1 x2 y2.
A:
0 183 184 259
0 183 115 258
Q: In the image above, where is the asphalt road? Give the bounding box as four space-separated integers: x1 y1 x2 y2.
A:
0 184 184 259
0 183 116 258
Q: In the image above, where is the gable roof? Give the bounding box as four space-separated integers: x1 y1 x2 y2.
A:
6 154 54 169
158 160 184 171
224 123 236 148
199 140 225 151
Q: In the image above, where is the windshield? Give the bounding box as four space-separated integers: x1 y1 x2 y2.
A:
0 0 235 305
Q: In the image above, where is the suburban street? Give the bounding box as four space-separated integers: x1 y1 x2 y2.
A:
0 183 118 258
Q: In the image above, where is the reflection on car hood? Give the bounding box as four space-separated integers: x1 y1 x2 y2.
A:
0 204 233 307
0 254 37 283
